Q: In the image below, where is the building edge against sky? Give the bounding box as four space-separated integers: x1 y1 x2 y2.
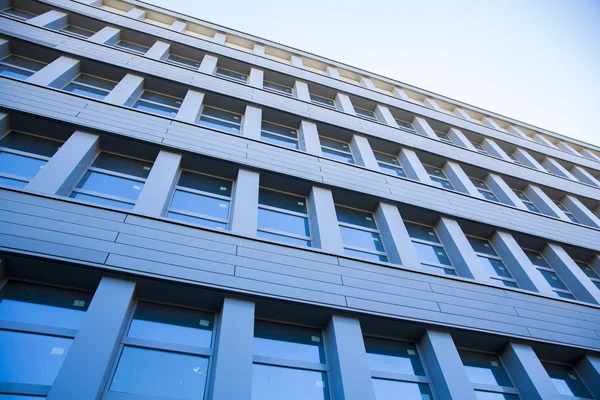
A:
0 0 600 399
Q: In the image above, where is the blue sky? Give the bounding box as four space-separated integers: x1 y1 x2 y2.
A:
146 0 600 147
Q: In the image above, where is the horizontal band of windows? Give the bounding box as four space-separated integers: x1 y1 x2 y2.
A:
253 355 328 372
121 336 213 358
369 370 430 384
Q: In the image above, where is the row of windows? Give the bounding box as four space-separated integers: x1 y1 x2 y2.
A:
2 4 599 169
0 129 598 301
0 280 596 399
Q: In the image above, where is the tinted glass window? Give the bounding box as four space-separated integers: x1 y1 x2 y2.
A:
0 132 61 157
336 206 377 229
406 222 441 243
2 55 46 71
178 171 232 196
259 189 306 213
413 242 452 266
344 248 388 262
258 209 310 236
468 237 498 256
320 137 350 153
321 148 355 164
340 227 385 253
254 320 325 364
0 152 46 179
92 152 152 178
364 337 425 376
75 171 143 201
251 364 329 400
170 190 230 220
459 350 513 387
478 257 512 279
543 362 593 398
70 192 134 210
372 378 433 400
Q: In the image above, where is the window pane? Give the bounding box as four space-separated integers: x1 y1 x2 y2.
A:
260 189 306 213
372 378 432 400
576 262 599 278
0 330 71 386
178 170 232 196
497 279 518 288
73 74 116 91
539 269 569 290
523 250 551 268
478 256 513 279
170 190 230 220
198 116 241 134
374 152 400 165
167 54 201 69
166 211 227 229
0 64 34 79
70 192 134 210
262 122 297 139
543 362 593 398
257 231 311 247
258 208 309 237
320 137 350 152
116 41 148 54
480 190 499 202
252 364 329 400
524 202 541 213
344 248 388 262
395 120 414 130
2 55 46 71
513 191 529 201
0 176 27 188
336 206 377 229
468 237 498 256
0 395 46 399
139 91 182 109
1 8 36 20
63 83 108 100
556 291 576 300
413 242 452 266
216 67 247 82
201 106 242 124
475 392 520 400
422 264 457 276
262 132 299 149
0 152 46 179
459 350 513 387
379 163 406 177
92 152 152 178
321 148 354 164
254 320 325 363
431 176 454 190
424 166 446 179
364 337 425 376
62 25 95 38
128 302 213 348
110 346 209 400
0 131 61 157
310 94 336 108
354 107 376 119
133 100 178 118
264 81 292 94
75 171 143 201
405 222 441 243
0 281 91 330
340 226 385 253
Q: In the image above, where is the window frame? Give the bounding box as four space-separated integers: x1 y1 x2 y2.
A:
405 220 457 276
59 24 97 39
263 80 293 96
575 260 600 291
257 187 312 247
310 93 336 109
353 105 377 121
260 120 299 150
435 130 453 144
114 39 150 55
423 164 454 191
467 235 519 288
554 200 580 224
0 7 37 20
522 248 575 299
62 73 118 100
197 104 243 134
164 53 202 70
0 54 47 79
373 150 406 178
336 204 388 262
319 136 355 164
214 66 248 83
132 89 183 118
540 360 595 399
458 347 521 399
513 189 541 213
469 177 500 202
395 119 415 132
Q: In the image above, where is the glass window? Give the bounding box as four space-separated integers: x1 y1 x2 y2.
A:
354 106 377 121
523 249 575 299
554 201 580 223
0 131 62 188
575 261 600 291
459 350 520 400
374 151 406 178
472 142 489 155
258 188 311 247
133 90 182 118
310 93 336 109
197 105 242 134
70 152 152 210
264 80 292 96
336 205 387 262
215 67 248 83
543 362 593 398
395 119 415 131
261 121 299 150
115 40 149 55
60 25 96 39
252 320 329 400
470 178 499 202
468 236 518 288
320 136 354 164
513 190 540 213
435 131 453 144
166 170 232 230
406 222 457 276
63 73 117 100
166 53 202 70
0 54 46 80
424 165 454 190
0 7 37 20
507 153 522 165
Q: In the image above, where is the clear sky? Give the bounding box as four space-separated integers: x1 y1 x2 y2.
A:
145 0 600 147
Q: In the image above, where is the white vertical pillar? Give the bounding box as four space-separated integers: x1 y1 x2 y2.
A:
326 66 341 79
230 169 260 237
491 232 554 294
292 81 311 102
524 185 566 219
443 162 482 197
133 150 181 216
512 148 546 171
253 44 265 56
88 27 120 45
198 54 218 74
212 32 227 45
481 138 512 161
419 330 478 400
557 141 580 155
248 68 263 89
349 135 379 170
507 126 530 139
77 0 101 5
334 93 355 114
299 121 322 156
326 316 376 400
543 244 600 304
412 117 438 139
241 105 262 140
176 90 204 123
392 87 410 101
581 149 600 162
485 174 526 209
481 117 505 131
453 108 476 122
359 77 376 90
423 98 443 112
28 10 67 29
27 56 79 88
562 195 600 228
542 158 577 180
448 128 477 150
126 8 146 20
374 105 397 127
374 203 421 267
145 40 170 60
308 186 344 253
291 55 303 68
577 355 600 399
400 148 431 183
534 134 557 148
26 131 99 195
571 166 600 186
104 74 144 106
435 218 489 281
170 21 187 33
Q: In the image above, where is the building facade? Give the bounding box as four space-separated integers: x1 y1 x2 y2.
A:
1 0 600 398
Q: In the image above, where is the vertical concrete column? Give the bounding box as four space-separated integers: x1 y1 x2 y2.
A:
374 203 421 267
448 128 477 150
576 355 600 399
299 121 322 156
453 108 476 122
435 218 489 281
104 74 144 106
507 126 531 139
28 10 67 29
491 231 553 294
133 151 181 216
230 169 259 237
443 162 482 197
211 297 255 400
170 21 187 33
392 87 410 101
543 244 600 304
145 40 170 60
326 66 341 79
400 149 431 183
374 105 397 127
580 149 600 162
253 44 265 56
542 158 577 180
571 166 600 186
534 134 557 148
481 138 512 161
412 117 438 139
89 26 120 45
308 186 344 253
419 330 477 400
290 55 303 68
485 174 525 209
248 68 263 89
292 81 311 102
198 54 218 74
562 195 600 228
27 56 79 88
423 98 443 112
126 8 146 20
501 342 560 400
359 77 376 90
481 117 505 131
325 315 376 400
47 277 136 400
176 90 205 123
513 149 546 171
212 32 227 45
26 131 99 195
241 105 262 140
334 93 355 114
524 185 566 219
349 135 378 170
